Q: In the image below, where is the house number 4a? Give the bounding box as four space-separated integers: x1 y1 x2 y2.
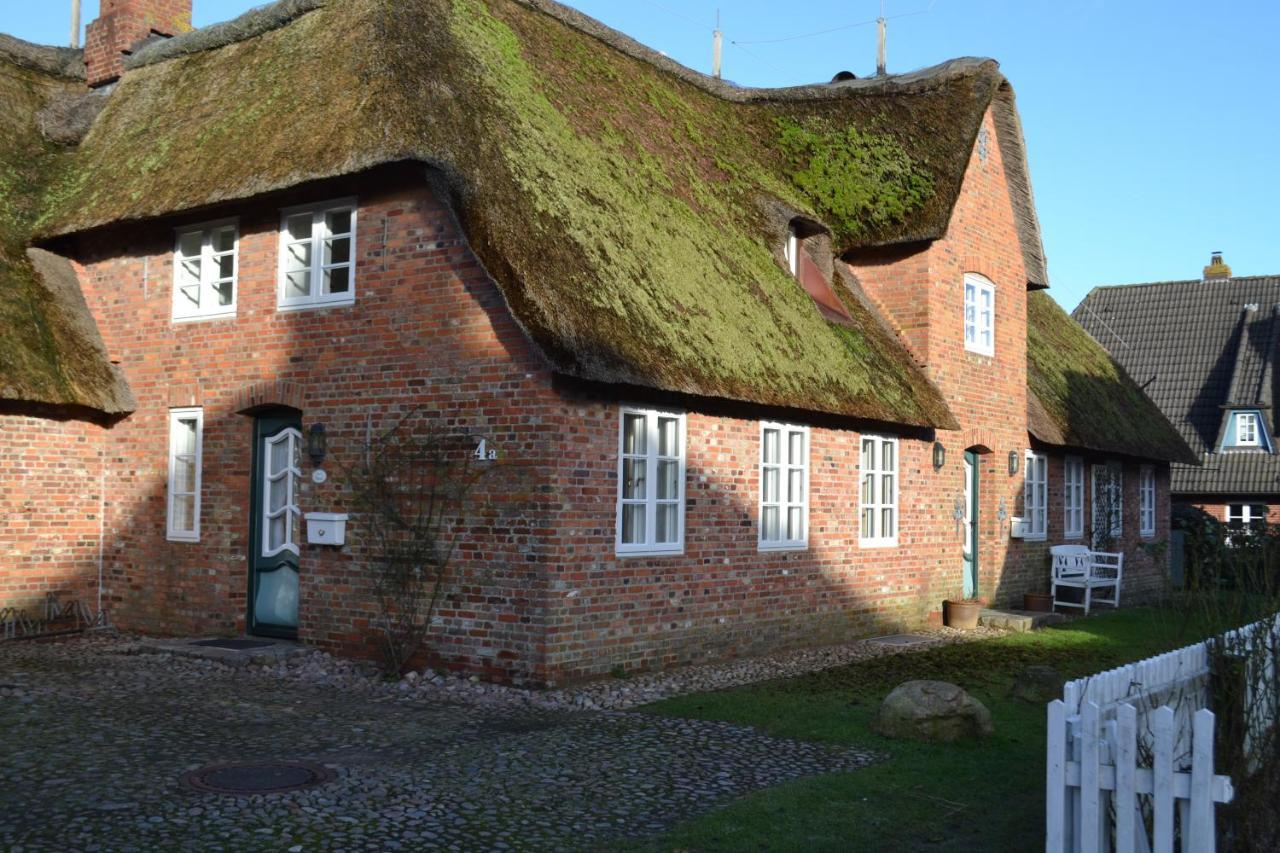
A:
473 439 498 461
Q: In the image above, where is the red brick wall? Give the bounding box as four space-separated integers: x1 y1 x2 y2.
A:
0 415 106 615
85 0 192 87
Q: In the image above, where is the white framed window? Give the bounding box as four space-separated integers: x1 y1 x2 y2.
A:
616 408 686 556
166 408 203 542
1139 465 1157 537
859 434 899 547
1023 451 1048 540
262 428 302 557
1227 504 1267 540
172 219 237 321
783 225 799 276
1092 463 1123 544
759 423 808 550
278 198 357 310
1236 412 1259 446
963 273 995 356
1064 456 1085 539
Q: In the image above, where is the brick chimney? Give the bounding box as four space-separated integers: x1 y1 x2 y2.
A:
1203 251 1232 281
85 0 192 88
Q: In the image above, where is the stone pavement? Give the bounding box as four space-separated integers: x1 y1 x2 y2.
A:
0 636 876 851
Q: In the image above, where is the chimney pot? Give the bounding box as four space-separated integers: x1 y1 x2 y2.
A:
85 0 192 88
1203 251 1232 281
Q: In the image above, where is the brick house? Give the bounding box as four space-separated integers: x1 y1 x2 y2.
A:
1 0 1193 684
1075 253 1280 535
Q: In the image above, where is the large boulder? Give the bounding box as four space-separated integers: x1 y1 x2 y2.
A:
1010 665 1066 705
871 680 994 742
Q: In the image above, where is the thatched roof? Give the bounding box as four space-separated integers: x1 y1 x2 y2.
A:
0 41 133 416
27 0 1078 427
1026 291 1195 464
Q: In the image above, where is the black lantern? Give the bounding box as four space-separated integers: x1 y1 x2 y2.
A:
932 441 946 470
1008 450 1020 476
308 423 327 466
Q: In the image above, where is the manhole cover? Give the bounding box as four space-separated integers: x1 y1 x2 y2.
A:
182 761 335 795
189 639 277 651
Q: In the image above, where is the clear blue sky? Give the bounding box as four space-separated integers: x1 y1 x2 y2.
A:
9 1 1278 310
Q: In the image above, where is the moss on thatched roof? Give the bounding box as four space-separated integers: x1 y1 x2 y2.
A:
1026 291 1195 464
0 49 132 414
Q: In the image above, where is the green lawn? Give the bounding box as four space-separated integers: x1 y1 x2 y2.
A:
634 608 1215 853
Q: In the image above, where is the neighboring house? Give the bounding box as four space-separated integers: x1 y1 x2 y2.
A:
0 0 1193 685
1076 253 1280 537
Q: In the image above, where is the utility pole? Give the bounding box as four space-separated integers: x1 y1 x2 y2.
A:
712 9 723 79
70 0 82 48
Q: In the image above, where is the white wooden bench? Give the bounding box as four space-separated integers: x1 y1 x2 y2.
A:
1051 544 1124 616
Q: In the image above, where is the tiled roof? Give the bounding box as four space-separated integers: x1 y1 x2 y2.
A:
1074 276 1280 495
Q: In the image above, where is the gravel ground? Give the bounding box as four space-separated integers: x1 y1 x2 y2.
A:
0 627 1002 851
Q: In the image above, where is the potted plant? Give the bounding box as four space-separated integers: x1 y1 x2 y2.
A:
1023 590 1053 612
943 597 983 629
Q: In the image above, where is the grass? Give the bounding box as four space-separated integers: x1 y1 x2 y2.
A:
632 607 1217 852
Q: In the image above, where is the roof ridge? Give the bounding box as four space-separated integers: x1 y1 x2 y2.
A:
1087 274 1280 293
0 33 84 80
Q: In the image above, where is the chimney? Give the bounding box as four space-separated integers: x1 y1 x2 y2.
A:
85 0 192 88
1203 251 1232 281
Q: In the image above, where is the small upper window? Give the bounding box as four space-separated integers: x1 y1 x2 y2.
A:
173 220 237 321
963 273 995 357
783 225 799 277
1237 412 1259 446
278 199 357 310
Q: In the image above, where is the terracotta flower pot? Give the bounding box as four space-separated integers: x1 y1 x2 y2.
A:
1023 592 1053 612
943 599 982 630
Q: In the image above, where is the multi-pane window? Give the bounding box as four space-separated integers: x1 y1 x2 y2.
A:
1023 451 1048 539
1139 466 1157 537
760 423 808 550
617 408 685 555
173 221 237 320
860 434 898 546
278 199 357 310
263 429 302 557
1064 456 1085 539
1092 463 1123 545
1237 413 1259 446
963 273 995 356
1227 504 1267 539
167 408 203 541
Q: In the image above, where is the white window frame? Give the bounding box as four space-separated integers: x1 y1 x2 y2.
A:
1236 412 1260 447
963 273 995 357
616 407 686 557
1064 455 1085 540
783 225 799 276
759 422 809 551
166 408 203 542
262 428 303 558
1227 503 1267 530
1139 465 1157 537
1023 450 1048 540
172 218 238 321
277 198 358 311
1092 463 1123 541
859 434 899 548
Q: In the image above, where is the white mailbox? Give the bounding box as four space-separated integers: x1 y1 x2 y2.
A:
1008 517 1030 539
305 512 348 546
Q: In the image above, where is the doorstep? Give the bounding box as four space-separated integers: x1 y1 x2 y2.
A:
134 636 310 667
978 609 1067 633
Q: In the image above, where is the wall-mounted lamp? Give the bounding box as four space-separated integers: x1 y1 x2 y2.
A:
308 423 328 466
932 441 946 471
1008 450 1020 476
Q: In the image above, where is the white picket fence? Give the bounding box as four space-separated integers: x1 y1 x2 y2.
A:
1043 614 1280 852
1046 700 1233 852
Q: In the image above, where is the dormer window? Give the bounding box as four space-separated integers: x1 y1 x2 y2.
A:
783 226 799 276
963 273 995 357
1237 413 1259 446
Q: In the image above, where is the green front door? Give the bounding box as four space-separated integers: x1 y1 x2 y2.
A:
248 411 303 638
962 450 979 598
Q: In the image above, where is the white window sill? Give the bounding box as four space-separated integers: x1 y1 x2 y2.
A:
1022 534 1048 542
1064 532 1083 541
173 310 236 324
616 546 684 559
759 541 808 553
166 532 200 543
1140 531 1156 539
277 297 356 313
964 347 995 359
859 537 898 549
